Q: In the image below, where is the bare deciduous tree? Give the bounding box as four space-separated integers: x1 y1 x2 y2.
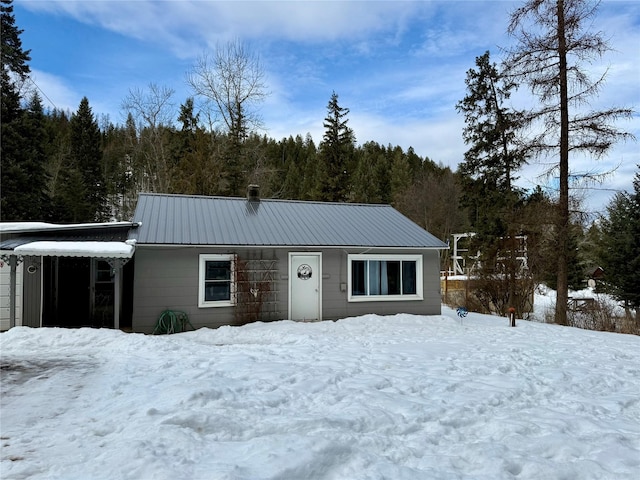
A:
187 40 267 143
187 40 268 195
505 0 634 325
394 167 467 270
121 83 176 192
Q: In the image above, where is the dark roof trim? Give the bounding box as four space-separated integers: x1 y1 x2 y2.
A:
134 243 447 250
0 221 139 234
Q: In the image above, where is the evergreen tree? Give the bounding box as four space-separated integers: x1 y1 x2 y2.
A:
567 222 587 291
280 135 306 199
0 0 35 220
21 93 50 215
456 51 526 236
581 221 604 275
456 50 525 240
101 121 138 220
598 168 640 319
352 142 383 203
457 51 526 196
374 146 392 204
317 92 355 202
390 146 411 203
282 154 302 199
45 109 71 212
172 97 214 196
405 147 423 179
0 0 29 121
542 220 587 291
1 93 51 220
54 97 107 222
456 50 528 313
178 97 199 134
299 134 318 200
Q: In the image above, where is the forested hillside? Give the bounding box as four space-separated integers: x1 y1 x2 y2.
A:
2 91 467 238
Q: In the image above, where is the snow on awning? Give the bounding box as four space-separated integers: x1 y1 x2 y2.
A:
13 241 135 258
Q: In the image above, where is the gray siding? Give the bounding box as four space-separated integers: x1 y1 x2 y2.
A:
132 246 442 333
22 256 41 327
132 247 290 333
321 249 442 320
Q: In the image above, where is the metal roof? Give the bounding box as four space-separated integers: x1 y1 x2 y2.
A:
130 193 448 249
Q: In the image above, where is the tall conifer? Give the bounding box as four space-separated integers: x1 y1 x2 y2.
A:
1 0 36 220
317 92 355 202
54 97 107 222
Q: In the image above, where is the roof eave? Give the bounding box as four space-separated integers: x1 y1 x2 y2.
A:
0 221 140 234
133 243 448 250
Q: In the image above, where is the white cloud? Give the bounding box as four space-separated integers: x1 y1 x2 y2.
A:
21 1 426 59
347 111 465 166
26 69 78 113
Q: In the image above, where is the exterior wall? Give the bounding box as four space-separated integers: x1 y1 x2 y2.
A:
132 246 443 333
132 247 289 333
22 256 42 327
0 256 41 329
322 248 442 320
0 258 22 330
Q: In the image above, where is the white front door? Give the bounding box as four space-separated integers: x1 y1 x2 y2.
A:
289 253 321 321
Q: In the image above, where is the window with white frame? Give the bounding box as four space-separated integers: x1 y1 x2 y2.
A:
198 254 235 307
348 254 423 301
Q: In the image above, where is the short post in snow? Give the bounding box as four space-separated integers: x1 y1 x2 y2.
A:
508 307 516 327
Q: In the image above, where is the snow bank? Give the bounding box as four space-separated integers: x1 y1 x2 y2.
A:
1 310 639 479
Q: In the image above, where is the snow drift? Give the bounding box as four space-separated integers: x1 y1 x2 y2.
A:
1 308 639 479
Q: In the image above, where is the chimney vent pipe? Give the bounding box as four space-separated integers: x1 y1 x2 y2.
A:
247 184 260 202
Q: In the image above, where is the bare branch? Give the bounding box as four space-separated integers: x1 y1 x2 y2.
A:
186 39 268 141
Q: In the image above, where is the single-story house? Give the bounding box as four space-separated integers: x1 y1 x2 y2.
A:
1 188 449 332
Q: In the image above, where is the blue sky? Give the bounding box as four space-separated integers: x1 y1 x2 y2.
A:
13 0 640 215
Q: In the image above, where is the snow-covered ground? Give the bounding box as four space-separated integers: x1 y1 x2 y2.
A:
1 308 639 480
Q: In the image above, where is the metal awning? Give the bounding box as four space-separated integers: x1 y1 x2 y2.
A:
12 240 135 258
0 222 139 331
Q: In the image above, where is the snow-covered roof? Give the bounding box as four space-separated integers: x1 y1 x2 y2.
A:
0 222 138 258
12 241 135 259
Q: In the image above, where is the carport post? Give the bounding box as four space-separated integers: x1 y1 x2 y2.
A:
114 264 120 330
107 258 127 330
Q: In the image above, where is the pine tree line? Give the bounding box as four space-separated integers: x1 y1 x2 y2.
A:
2 88 464 240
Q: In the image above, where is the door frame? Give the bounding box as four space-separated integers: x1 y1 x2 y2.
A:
288 252 322 321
